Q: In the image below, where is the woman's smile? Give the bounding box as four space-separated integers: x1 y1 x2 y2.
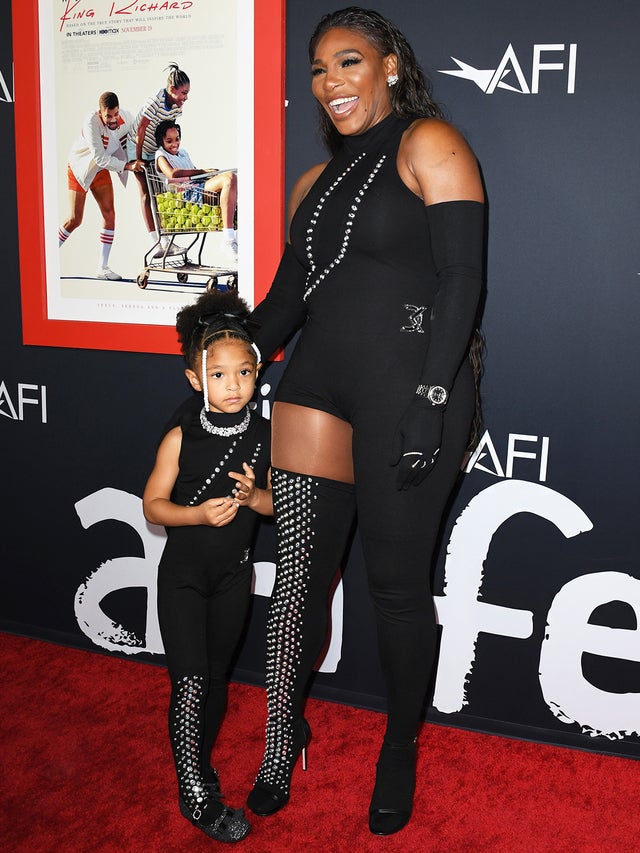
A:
329 95 359 116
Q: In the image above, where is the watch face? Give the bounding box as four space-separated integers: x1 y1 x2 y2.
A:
428 385 447 405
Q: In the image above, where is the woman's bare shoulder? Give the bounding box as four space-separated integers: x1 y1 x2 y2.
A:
287 162 329 223
399 117 483 204
403 117 473 158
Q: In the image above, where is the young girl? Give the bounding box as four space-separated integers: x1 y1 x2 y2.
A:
154 119 238 261
128 63 191 255
143 289 272 843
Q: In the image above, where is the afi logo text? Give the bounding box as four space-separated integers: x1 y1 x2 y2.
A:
466 431 550 482
440 44 577 94
0 381 48 422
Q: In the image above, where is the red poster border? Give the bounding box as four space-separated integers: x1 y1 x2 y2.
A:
12 0 284 355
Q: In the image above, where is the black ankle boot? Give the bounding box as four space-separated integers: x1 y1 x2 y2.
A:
368 739 417 836
246 718 311 816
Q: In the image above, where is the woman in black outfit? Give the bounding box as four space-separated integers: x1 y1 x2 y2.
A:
247 6 485 835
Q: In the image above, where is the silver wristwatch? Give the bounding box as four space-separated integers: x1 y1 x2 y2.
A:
416 384 448 406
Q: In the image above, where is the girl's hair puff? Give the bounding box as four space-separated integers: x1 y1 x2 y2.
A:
176 290 255 370
165 62 190 89
308 6 445 154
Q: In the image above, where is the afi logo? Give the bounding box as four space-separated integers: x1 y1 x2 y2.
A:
440 44 577 94
0 381 48 422
466 431 550 482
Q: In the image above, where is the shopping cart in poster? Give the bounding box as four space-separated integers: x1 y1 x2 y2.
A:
136 164 238 292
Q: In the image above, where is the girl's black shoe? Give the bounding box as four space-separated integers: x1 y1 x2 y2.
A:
246 718 311 816
368 739 417 836
179 794 250 843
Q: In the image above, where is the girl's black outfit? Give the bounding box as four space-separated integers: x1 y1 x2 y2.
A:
156 404 269 837
248 114 485 817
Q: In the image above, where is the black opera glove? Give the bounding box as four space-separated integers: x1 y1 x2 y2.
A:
391 398 445 490
417 200 485 392
247 243 308 362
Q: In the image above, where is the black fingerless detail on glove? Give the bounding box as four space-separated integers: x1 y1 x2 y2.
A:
419 200 485 390
247 243 309 361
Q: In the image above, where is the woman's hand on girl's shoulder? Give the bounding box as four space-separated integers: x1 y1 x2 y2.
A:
398 117 484 205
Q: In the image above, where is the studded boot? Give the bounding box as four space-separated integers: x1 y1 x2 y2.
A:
247 469 356 816
170 675 250 842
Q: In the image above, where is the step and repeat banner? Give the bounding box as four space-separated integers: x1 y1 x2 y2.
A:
2 1 639 759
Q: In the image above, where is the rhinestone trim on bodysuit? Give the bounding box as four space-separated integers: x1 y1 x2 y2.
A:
187 439 262 506
303 152 387 301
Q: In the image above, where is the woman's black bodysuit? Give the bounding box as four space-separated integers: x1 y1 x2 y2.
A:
250 112 481 780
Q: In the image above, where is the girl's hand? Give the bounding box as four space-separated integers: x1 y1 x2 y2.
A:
228 463 257 508
199 497 239 527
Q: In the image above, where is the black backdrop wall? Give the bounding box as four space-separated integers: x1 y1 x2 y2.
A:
3 1 640 759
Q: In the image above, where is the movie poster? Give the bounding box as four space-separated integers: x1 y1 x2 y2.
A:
13 0 283 352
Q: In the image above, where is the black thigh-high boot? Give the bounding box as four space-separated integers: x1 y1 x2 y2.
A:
360 531 439 836
169 674 251 842
247 468 356 816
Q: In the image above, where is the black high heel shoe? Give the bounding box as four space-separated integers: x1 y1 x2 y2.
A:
368 739 417 836
246 718 311 816
179 792 251 843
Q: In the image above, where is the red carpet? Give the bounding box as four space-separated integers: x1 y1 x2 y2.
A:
1 632 639 852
